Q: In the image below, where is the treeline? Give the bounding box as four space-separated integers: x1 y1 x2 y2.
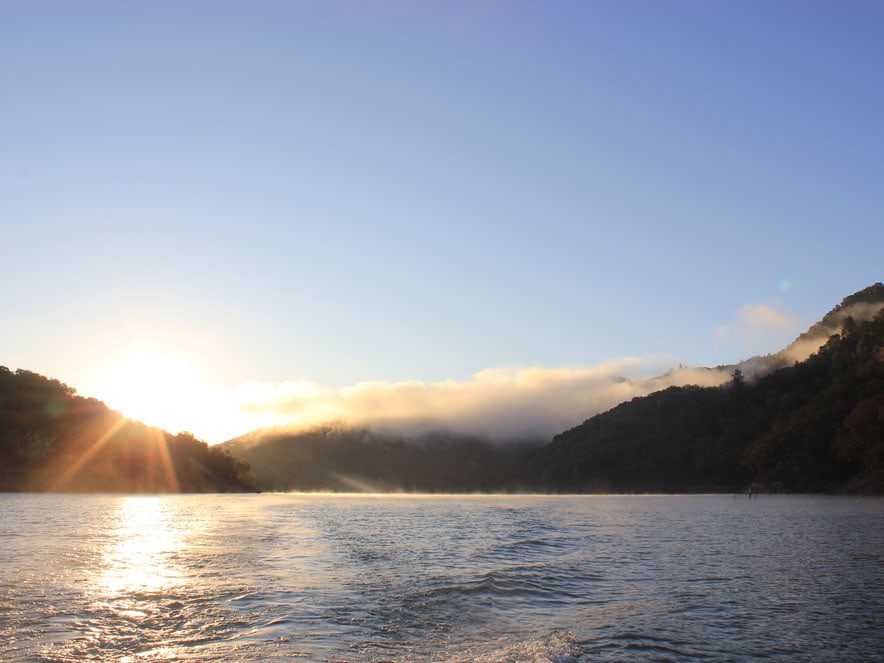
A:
533 308 884 494
0 367 255 492
222 427 540 493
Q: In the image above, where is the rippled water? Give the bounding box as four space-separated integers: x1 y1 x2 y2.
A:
1 493 882 662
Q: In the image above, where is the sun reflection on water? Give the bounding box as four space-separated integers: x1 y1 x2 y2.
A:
99 496 188 597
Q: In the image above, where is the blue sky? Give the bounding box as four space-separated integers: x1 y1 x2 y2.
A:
2 1 882 441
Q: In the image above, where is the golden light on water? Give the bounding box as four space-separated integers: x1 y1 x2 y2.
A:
100 497 186 597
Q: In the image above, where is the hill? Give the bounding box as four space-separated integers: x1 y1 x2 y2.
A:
532 286 884 494
0 368 255 492
733 282 884 378
226 284 884 494
221 426 540 492
6 284 881 494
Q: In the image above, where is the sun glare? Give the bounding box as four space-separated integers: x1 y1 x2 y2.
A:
100 496 186 596
89 350 278 444
93 351 211 437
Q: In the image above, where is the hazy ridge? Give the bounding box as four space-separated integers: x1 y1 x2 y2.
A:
2 284 881 494
224 284 884 494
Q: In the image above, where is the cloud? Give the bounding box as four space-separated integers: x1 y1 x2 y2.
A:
714 301 802 357
228 357 733 443
209 298 883 445
738 302 796 330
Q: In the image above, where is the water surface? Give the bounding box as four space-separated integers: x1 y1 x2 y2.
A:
1 494 882 661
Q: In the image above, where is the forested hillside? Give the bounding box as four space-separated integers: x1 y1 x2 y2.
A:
5 285 882 494
222 427 539 492
222 285 884 495
0 368 255 492
534 306 884 494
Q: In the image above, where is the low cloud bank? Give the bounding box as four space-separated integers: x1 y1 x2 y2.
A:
223 298 880 444
232 358 735 442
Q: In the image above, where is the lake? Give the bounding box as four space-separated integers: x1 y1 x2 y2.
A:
1 493 882 662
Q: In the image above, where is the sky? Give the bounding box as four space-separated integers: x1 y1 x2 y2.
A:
2 1 882 443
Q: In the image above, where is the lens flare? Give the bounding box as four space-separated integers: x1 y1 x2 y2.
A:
92 351 210 435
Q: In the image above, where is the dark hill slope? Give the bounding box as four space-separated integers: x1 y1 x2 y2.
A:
0 367 255 492
533 305 884 494
802 282 884 340
221 427 540 492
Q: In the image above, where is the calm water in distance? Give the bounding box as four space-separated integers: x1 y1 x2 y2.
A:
1 493 882 662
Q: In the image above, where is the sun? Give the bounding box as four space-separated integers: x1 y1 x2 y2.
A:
88 349 287 444
92 350 211 437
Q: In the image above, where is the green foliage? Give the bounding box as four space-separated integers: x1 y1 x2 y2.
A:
836 395 884 470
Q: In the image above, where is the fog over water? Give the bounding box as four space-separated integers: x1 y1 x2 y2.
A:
3 493 882 662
